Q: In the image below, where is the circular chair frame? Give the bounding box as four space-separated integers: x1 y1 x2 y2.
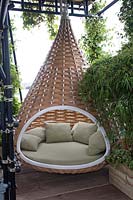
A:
17 105 110 174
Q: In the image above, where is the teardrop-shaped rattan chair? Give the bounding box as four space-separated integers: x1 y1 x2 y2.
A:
16 14 110 174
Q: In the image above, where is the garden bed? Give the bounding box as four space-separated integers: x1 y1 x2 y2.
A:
109 165 133 199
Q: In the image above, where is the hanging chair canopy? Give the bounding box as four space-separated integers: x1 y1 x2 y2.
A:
16 15 110 174
16 15 96 135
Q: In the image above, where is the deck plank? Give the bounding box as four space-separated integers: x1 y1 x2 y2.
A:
41 185 131 200
16 166 131 200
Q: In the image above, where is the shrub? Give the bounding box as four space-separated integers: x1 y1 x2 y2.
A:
79 44 133 155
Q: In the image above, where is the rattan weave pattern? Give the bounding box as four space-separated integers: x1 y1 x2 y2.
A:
24 161 106 174
27 110 94 130
16 16 96 137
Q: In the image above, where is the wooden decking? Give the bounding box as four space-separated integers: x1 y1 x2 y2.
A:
16 165 131 200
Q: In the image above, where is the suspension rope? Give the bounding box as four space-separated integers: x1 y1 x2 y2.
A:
60 0 69 19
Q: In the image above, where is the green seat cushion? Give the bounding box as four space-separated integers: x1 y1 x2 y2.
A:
88 129 106 156
25 127 46 142
72 122 97 144
22 142 103 165
21 134 41 151
45 123 72 143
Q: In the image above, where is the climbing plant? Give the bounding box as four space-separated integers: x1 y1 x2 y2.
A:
22 0 58 39
10 64 21 115
44 13 58 40
80 0 108 64
119 0 133 41
0 38 21 116
9 21 21 115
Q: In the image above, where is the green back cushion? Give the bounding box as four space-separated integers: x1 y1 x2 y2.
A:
21 134 41 151
88 129 106 156
72 122 97 144
46 123 72 143
25 127 46 142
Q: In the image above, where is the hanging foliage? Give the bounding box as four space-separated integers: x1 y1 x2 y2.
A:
119 0 133 41
22 11 45 30
80 0 108 64
45 13 58 40
22 0 58 39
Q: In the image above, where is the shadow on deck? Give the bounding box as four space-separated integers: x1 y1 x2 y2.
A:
16 165 131 200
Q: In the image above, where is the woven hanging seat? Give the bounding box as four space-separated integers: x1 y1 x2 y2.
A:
16 14 110 174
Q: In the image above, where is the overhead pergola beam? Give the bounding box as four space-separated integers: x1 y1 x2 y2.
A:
8 0 120 17
9 0 92 17
97 0 119 16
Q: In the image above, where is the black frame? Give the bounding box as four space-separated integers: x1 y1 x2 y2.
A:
9 0 119 17
9 0 91 17
0 0 119 199
0 13 16 200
